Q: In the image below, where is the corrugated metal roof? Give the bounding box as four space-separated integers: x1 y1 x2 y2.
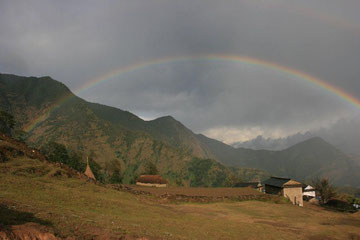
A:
263 177 291 188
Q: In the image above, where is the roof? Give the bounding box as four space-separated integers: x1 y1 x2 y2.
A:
283 179 303 187
137 175 167 184
303 185 315 192
235 182 261 188
263 177 291 188
84 162 96 180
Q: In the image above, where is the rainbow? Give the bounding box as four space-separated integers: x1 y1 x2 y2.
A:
24 54 360 132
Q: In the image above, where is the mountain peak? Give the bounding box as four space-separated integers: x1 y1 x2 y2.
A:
288 136 333 149
153 115 176 122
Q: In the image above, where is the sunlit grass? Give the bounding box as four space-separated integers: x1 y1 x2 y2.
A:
1 156 360 239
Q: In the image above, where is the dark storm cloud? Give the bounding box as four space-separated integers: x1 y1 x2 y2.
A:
1 0 360 142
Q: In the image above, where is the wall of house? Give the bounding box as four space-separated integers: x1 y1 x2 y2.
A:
303 190 316 198
264 185 282 195
136 182 167 188
283 187 303 206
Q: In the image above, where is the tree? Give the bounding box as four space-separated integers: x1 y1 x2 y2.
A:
143 161 159 175
68 151 86 172
88 157 104 183
110 169 123 184
41 142 85 172
0 110 15 135
41 141 69 164
225 173 242 187
312 177 337 204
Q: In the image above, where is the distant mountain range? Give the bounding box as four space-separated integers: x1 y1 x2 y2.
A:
1 73 359 186
231 132 314 151
232 122 360 158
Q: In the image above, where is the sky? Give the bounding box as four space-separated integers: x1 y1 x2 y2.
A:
1 0 360 144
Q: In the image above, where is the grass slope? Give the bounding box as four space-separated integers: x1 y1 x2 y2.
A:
1 146 360 239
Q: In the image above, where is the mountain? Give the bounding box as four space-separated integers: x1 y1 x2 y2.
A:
232 120 360 157
231 132 314 151
0 73 266 186
197 134 360 186
1 73 359 186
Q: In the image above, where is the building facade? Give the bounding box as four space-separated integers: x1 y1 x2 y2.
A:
264 177 303 206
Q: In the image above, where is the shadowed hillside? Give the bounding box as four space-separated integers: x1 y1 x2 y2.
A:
1 73 360 186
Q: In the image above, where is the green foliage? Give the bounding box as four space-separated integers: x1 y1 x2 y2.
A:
224 173 242 187
42 142 69 164
230 167 270 182
186 158 229 187
88 157 104 183
68 152 86 172
121 163 140 184
41 141 85 172
143 161 159 175
0 110 15 135
312 177 337 204
110 169 122 184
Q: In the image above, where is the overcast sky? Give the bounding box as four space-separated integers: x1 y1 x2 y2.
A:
1 0 360 143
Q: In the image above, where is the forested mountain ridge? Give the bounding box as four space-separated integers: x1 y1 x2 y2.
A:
1 73 359 186
0 73 255 186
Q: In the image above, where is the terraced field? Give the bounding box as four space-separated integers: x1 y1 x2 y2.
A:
128 185 262 197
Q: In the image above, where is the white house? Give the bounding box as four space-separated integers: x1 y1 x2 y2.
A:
303 185 316 198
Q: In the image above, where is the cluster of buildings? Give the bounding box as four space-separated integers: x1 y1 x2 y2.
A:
235 176 316 207
84 160 315 207
134 174 315 207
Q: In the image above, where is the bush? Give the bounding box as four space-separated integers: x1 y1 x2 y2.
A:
312 177 337 204
325 199 357 213
0 110 15 136
41 142 85 172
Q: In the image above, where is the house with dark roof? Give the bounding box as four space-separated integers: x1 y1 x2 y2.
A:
136 175 168 187
263 177 303 206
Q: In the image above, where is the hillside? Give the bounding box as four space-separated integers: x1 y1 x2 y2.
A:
0 74 215 185
1 73 359 186
197 134 360 185
1 136 360 239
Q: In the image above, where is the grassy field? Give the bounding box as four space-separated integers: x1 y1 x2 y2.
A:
0 142 360 239
127 185 263 197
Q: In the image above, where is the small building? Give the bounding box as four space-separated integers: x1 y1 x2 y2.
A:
136 175 168 187
234 182 263 192
263 177 303 206
303 185 316 199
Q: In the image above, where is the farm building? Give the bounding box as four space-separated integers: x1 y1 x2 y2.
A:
136 175 168 187
234 182 263 192
303 185 316 199
263 177 303 206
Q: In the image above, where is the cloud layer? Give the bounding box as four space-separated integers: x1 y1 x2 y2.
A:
1 0 360 143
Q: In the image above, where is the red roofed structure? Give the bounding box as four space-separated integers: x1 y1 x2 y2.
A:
136 175 168 187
